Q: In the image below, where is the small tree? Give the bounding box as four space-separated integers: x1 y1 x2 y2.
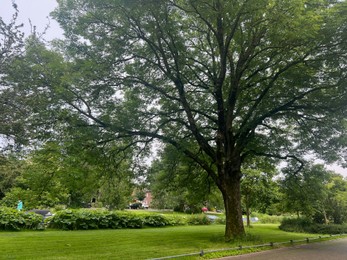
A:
280 164 330 219
241 165 278 227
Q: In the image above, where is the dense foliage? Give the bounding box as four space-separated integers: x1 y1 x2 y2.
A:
280 218 347 235
45 209 211 230
0 207 43 231
0 141 134 209
280 165 347 224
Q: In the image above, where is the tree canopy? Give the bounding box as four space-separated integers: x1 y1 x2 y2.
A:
2 0 346 240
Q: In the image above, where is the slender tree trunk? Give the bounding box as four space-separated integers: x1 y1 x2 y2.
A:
245 194 251 227
219 169 245 241
323 209 329 224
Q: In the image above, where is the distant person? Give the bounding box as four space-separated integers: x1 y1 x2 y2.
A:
17 200 23 211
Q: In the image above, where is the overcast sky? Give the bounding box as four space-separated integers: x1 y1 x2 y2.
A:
0 0 63 40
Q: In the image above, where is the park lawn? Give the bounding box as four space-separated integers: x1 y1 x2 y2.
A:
0 224 327 260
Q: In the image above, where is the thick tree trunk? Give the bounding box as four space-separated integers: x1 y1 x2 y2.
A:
219 170 245 241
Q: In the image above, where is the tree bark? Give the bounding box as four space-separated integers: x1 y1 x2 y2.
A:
219 168 245 241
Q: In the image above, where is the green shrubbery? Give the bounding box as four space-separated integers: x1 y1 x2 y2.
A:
47 210 144 230
256 213 284 224
46 209 214 230
186 214 211 225
0 207 43 231
0 207 222 231
280 218 347 234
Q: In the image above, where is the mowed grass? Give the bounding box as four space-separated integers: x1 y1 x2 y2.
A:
0 224 327 260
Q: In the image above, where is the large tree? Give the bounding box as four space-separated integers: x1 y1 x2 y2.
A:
5 0 346 239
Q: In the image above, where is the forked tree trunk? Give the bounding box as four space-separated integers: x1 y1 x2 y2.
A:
219 170 245 241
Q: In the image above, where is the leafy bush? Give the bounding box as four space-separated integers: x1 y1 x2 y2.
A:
45 209 217 230
214 215 226 224
47 209 78 230
143 214 170 227
165 215 188 226
48 209 144 230
0 207 43 231
115 212 143 228
186 214 211 225
257 214 284 224
306 224 347 234
279 217 313 233
280 217 347 234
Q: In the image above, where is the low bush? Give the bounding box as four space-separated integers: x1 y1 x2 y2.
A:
214 215 226 224
186 214 211 225
256 214 284 224
279 218 313 233
306 224 347 234
279 217 347 234
47 209 144 230
0 207 43 231
48 210 181 230
143 214 171 227
2 208 217 231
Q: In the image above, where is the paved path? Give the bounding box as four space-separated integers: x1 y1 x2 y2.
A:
216 238 347 260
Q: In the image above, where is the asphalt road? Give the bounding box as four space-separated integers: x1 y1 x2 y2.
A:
217 238 347 260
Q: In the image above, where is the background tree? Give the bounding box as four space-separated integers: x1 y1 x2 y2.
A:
319 174 347 224
241 163 278 227
280 164 331 219
0 155 24 200
0 2 26 148
4 0 346 240
1 137 135 209
148 145 224 213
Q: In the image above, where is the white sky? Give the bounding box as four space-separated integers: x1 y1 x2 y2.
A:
1 0 346 176
0 0 63 40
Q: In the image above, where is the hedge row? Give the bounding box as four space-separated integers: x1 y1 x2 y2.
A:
0 207 43 231
47 209 212 230
279 218 347 234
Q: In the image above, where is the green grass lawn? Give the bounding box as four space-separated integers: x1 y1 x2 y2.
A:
0 224 337 260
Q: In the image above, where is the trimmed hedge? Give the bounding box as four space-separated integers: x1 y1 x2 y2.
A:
280 218 347 234
0 207 43 231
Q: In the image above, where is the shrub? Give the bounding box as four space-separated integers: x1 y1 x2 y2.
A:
214 215 226 224
48 209 78 230
279 217 313 233
257 215 284 224
116 212 143 228
46 209 215 230
306 224 347 234
165 215 188 226
280 217 347 234
48 209 144 230
0 207 43 231
143 214 170 227
187 214 211 225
